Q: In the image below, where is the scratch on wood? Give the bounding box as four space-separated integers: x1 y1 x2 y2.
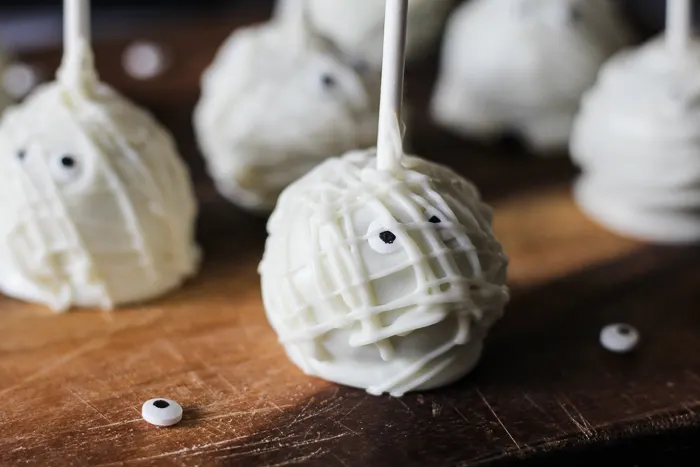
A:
0 339 104 398
87 418 142 431
336 396 367 421
261 448 327 467
556 397 594 437
452 404 468 423
160 338 186 363
394 397 414 416
523 393 564 433
476 388 521 449
331 452 351 467
66 387 112 423
432 401 443 417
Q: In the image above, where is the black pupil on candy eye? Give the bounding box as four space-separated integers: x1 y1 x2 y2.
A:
569 7 583 22
321 74 336 88
17 149 25 160
153 400 170 409
429 216 441 224
379 231 396 244
61 155 76 168
618 326 631 336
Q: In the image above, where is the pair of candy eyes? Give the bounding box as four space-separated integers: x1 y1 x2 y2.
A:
17 149 80 181
369 215 443 254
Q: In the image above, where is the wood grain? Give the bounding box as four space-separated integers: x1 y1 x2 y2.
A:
1 7 700 467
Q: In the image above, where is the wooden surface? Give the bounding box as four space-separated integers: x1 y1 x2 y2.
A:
2 7 700 467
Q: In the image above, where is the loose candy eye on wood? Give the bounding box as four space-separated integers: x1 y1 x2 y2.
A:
141 398 183 427
600 323 639 353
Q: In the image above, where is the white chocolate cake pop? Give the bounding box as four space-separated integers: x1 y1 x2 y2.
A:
260 0 509 397
275 0 456 71
0 46 15 111
571 0 700 244
0 0 199 311
194 1 381 212
430 0 632 155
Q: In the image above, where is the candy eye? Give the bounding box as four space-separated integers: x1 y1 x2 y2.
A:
321 73 336 89
367 220 402 254
141 398 183 427
600 323 639 354
50 152 81 184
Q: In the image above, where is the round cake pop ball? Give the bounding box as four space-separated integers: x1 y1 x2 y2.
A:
194 13 381 212
259 147 509 397
275 0 456 71
0 52 200 311
430 0 632 155
571 37 700 244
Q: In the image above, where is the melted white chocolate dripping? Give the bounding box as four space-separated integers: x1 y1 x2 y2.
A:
259 122 509 397
194 15 381 212
571 37 700 243
430 0 632 154
275 0 456 70
0 45 200 311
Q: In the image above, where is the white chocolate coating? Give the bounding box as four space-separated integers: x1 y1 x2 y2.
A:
259 145 509 397
0 48 200 311
0 46 15 112
275 0 455 70
194 19 381 212
571 37 700 244
430 0 632 154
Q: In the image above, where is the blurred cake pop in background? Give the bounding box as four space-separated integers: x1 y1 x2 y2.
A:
275 0 456 71
195 0 381 213
0 0 200 311
571 0 700 244
431 0 632 155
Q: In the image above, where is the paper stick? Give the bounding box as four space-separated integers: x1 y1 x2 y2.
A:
667 0 692 56
376 0 408 172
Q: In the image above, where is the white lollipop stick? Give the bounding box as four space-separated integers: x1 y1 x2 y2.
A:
666 0 693 57
59 0 92 88
376 0 408 172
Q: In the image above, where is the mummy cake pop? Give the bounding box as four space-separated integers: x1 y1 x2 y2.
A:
275 0 455 71
430 0 632 155
259 0 509 397
0 0 200 311
571 0 700 244
194 0 380 212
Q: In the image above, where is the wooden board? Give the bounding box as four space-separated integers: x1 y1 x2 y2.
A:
2 8 700 467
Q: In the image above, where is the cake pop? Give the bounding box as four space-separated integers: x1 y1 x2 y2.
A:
194 0 381 212
275 0 456 71
571 0 700 244
430 0 632 155
0 0 200 312
259 0 509 397
0 46 15 111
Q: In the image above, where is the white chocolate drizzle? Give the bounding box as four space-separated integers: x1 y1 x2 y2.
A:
259 121 509 396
